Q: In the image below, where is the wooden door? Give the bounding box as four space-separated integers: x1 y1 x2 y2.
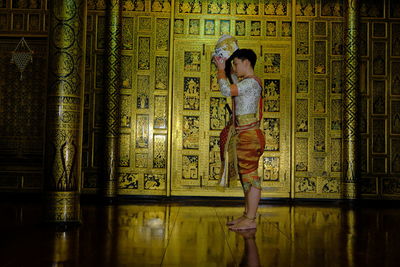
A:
171 40 292 198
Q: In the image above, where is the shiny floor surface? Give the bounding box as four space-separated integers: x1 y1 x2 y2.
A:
1 201 400 267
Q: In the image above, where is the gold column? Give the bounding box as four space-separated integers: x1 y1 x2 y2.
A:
44 0 87 223
343 0 359 199
103 0 121 198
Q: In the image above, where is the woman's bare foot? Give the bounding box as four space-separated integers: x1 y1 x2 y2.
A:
228 217 256 230
226 213 246 226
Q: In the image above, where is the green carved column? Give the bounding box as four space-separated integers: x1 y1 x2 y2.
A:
44 0 86 223
343 0 359 199
103 0 121 199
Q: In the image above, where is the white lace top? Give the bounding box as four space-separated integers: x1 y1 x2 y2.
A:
218 76 262 115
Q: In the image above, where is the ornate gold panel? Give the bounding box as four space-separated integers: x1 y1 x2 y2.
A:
294 0 345 199
259 43 291 196
171 40 291 197
171 41 208 193
0 0 47 36
82 5 171 195
0 39 47 190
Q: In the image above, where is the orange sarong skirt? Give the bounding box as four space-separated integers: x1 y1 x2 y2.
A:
236 127 265 192
219 113 265 192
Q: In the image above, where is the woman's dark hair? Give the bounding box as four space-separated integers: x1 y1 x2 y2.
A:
224 49 257 82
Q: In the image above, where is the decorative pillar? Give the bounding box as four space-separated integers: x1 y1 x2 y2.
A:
44 0 87 223
343 0 359 199
103 0 121 199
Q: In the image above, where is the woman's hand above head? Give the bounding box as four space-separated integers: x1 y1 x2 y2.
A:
213 56 226 71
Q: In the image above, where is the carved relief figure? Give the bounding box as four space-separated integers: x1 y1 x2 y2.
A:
264 118 280 151
221 1 229 13
208 0 220 14
29 0 39 8
250 21 261 36
174 19 184 34
144 174 164 189
236 2 246 14
210 97 227 130
276 3 285 15
209 137 221 180
119 173 139 189
135 0 145 11
297 177 316 192
183 116 199 149
182 155 198 179
180 1 191 13
282 22 291 36
246 3 257 15
136 115 149 148
266 21 276 36
192 0 201 13
263 157 279 181
265 3 275 15
235 21 245 36
189 19 200 34
220 20 230 35
264 54 280 73
322 178 339 193
162 0 171 12
152 0 163 11
205 20 215 35
183 77 200 110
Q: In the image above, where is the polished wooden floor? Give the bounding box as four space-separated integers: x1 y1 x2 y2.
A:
1 199 400 267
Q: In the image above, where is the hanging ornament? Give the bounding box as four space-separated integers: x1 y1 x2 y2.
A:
10 37 34 80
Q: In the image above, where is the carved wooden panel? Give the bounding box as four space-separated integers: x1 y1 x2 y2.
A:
360 0 400 198
171 40 291 197
294 0 344 199
0 39 47 191
0 0 47 35
84 7 170 195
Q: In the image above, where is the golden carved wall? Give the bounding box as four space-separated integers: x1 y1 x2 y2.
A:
292 0 345 199
1 0 400 199
0 1 48 192
83 0 172 195
358 0 400 198
170 0 293 197
0 39 47 191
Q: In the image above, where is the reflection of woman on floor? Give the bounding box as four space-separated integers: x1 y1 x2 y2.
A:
214 49 265 230
236 229 261 267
